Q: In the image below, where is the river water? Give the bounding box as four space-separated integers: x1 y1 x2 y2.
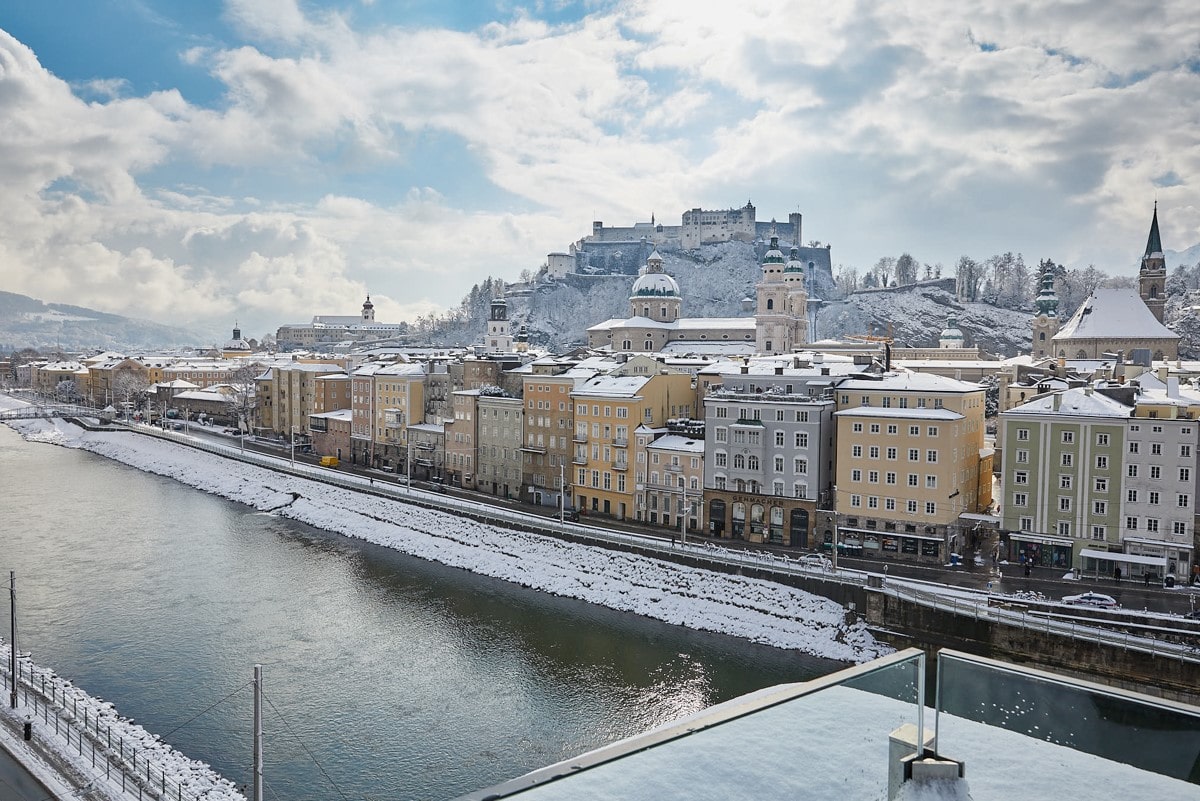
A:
0 424 844 800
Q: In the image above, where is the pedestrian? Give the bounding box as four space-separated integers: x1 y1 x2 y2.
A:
1024 562 1031 577
671 532 677 547
1114 565 1122 583
1144 572 1151 586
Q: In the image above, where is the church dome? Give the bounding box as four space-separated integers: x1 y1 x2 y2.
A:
939 315 964 347
630 272 680 298
762 236 785 267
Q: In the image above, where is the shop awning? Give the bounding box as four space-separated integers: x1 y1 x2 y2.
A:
1078 548 1168 568
1010 532 1074 547
840 527 943 543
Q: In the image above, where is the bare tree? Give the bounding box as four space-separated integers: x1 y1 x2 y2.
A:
112 370 150 419
229 363 263 433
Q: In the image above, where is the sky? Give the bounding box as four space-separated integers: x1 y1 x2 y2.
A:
0 0 1198 343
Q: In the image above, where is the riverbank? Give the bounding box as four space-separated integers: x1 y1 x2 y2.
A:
7 415 888 663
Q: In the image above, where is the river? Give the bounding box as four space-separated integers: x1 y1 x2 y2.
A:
0 423 844 800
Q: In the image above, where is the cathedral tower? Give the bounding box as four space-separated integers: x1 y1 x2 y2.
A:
1139 203 1167 323
755 236 791 354
486 297 513 353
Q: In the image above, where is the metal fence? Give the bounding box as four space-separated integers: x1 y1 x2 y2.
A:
1 652 237 801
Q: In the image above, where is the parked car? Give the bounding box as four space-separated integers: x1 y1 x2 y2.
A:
1061 591 1119 609
798 553 833 570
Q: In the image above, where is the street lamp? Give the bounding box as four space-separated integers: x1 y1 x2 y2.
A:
406 438 413 491
559 462 568 524
290 426 298 466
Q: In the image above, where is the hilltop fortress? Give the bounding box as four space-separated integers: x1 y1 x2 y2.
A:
547 201 833 288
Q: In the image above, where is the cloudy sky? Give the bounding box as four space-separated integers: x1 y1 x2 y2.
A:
1 0 1197 341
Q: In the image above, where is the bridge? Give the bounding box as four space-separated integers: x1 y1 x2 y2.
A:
0 403 105 421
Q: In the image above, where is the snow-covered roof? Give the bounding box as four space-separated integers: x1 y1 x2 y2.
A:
630 272 680 298
1005 387 1133 417
645 434 704 453
837 371 982 393
311 409 353 420
589 316 754 332
834 406 964 421
573 375 652 397
376 363 426 377
172 389 234 403
1053 287 1179 341
657 342 756 356
408 422 444 433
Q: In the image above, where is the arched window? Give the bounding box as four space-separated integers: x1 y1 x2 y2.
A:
1076 350 1087 359
1151 285 1159 298
733 454 746 469
766 298 774 310
622 340 632 350
747 455 760 471
644 339 653 350
1038 332 1045 341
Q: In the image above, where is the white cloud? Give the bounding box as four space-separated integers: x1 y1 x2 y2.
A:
0 0 1198 344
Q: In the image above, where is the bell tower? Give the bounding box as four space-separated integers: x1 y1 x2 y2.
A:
1031 262 1060 358
1139 203 1167 323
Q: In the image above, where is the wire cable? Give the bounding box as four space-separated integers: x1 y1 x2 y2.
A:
158 680 253 741
261 689 354 801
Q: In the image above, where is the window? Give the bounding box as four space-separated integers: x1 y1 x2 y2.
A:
1126 516 1138 530
776 410 785 422
1127 489 1138 503
887 447 898 460
1015 471 1028 485
928 426 938 437
887 425 898 434
868 496 879 508
715 407 728 419
1093 500 1107 515
1151 443 1162 456
885 498 896 510
774 456 785 472
853 422 864 433
1179 494 1190 509
1182 468 1192 482
886 472 897 485
1059 497 1071 512
852 445 863 457
1096 433 1109 446
909 426 920 436
1096 455 1108 469
715 427 728 443
1059 475 1072 489
926 450 938 463
869 446 880 459
850 494 862 507
795 432 809 447
908 448 919 461
775 431 785 447
1091 526 1106 541
851 469 862 481
1095 477 1108 492
1016 449 1029 464
1174 521 1188 536
1013 492 1028 507
868 470 879 483
1129 442 1139 454
1019 516 1033 530
1182 445 1193 457
908 473 919 487
715 452 727 467
1150 466 1161 480
733 454 746 469
926 475 937 488
870 424 880 434
1058 522 1071 537
1147 518 1160 533
907 500 918 513
1061 453 1073 467
1128 464 1138 478
1149 491 1160 505
795 410 809 423
794 458 808 474
925 501 936 515
1017 428 1030 441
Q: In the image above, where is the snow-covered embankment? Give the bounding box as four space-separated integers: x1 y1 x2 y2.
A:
10 417 889 662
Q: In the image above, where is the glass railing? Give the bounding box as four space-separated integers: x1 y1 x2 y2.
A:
935 649 1200 787
457 649 925 800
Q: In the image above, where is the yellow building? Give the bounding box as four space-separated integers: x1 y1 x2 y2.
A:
372 362 426 472
255 361 346 437
833 372 992 562
571 372 694 520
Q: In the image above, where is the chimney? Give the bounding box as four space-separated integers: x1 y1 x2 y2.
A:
1158 366 1169 382
1084 386 1093 396
813 353 825 364
1168 377 1180 398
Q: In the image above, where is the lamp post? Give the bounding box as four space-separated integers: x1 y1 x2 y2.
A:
559 462 566 524
406 438 413 491
290 426 297 466
679 480 689 546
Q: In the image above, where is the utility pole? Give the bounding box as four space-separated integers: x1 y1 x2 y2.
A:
252 664 263 801
406 438 412 491
9 571 16 709
559 462 566 524
679 481 688 546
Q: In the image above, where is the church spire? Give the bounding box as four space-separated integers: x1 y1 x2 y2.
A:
1144 201 1163 257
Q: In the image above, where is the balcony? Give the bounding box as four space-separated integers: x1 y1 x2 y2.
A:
614 436 629 447
613 460 629 471
573 454 588 465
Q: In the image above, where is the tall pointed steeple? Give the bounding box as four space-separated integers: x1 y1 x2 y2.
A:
1145 201 1163 257
1139 203 1167 323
